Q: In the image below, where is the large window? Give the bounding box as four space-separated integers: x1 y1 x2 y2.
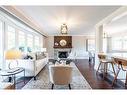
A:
6 25 16 50
18 31 26 47
0 20 3 68
111 36 127 51
0 9 44 69
123 36 127 50
27 34 34 52
111 37 122 50
87 39 95 51
34 36 40 51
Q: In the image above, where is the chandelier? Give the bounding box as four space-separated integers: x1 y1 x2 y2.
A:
61 23 68 34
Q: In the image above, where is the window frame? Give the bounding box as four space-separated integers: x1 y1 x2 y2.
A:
0 9 44 69
110 36 127 52
5 23 16 50
86 38 95 52
0 19 4 69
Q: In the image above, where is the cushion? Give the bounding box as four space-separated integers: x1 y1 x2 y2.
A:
22 53 36 60
35 52 46 60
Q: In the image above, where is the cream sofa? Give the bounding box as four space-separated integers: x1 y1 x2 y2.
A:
18 58 48 79
6 52 48 80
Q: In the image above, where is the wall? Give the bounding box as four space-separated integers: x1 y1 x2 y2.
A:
45 36 54 59
72 36 87 59
46 36 90 59
43 36 47 48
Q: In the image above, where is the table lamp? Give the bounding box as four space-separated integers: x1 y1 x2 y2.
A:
5 49 22 69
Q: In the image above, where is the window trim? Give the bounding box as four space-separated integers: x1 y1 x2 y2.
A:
110 36 127 52
86 38 95 52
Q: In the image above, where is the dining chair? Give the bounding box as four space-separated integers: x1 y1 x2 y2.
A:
96 53 116 79
112 57 127 87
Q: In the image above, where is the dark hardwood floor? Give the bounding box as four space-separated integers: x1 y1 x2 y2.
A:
13 59 127 89
75 59 127 89
16 77 32 89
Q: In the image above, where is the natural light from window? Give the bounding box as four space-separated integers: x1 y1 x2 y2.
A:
7 25 16 50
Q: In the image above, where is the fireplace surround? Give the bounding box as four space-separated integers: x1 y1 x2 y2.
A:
54 49 71 59
58 51 68 58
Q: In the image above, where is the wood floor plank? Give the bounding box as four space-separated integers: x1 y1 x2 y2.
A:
75 59 127 89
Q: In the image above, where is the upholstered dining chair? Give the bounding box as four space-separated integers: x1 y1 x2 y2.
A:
96 53 116 79
112 57 127 87
49 65 72 89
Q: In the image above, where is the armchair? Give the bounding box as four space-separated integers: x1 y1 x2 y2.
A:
49 65 72 89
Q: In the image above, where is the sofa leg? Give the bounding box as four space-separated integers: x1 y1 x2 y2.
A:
68 84 71 89
34 77 36 80
51 84 54 89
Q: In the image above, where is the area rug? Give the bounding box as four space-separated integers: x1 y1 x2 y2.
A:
22 62 91 89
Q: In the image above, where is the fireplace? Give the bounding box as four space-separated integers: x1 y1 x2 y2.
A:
58 51 68 58
54 49 71 59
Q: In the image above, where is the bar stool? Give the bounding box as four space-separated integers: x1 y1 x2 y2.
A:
96 53 116 79
112 57 127 87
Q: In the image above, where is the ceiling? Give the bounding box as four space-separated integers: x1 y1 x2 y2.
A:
14 6 120 36
104 12 127 35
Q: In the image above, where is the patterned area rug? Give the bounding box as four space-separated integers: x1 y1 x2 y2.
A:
22 62 91 89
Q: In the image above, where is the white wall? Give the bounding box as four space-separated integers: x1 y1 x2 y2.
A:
45 36 54 59
43 36 47 48
46 36 90 59
72 36 88 59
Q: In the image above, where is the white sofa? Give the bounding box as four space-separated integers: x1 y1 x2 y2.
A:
18 57 48 78
6 52 48 80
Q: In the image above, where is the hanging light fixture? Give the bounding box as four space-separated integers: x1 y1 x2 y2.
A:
61 23 68 34
103 31 108 38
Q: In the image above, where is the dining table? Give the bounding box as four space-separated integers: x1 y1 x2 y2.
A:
102 53 127 87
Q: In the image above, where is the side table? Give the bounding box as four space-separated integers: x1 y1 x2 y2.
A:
0 67 25 89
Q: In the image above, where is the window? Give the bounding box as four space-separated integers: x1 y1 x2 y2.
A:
27 34 33 52
0 20 3 68
0 9 44 70
6 25 16 50
18 31 26 52
111 37 122 50
40 36 43 48
18 31 26 47
103 38 107 53
34 36 40 51
123 36 127 50
87 39 95 51
111 36 127 51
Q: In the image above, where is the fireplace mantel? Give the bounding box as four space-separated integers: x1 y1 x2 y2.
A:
54 36 72 48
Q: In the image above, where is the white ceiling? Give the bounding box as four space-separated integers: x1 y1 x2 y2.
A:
14 6 120 36
104 12 127 35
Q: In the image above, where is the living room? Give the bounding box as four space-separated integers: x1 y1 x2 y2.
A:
0 3 127 94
